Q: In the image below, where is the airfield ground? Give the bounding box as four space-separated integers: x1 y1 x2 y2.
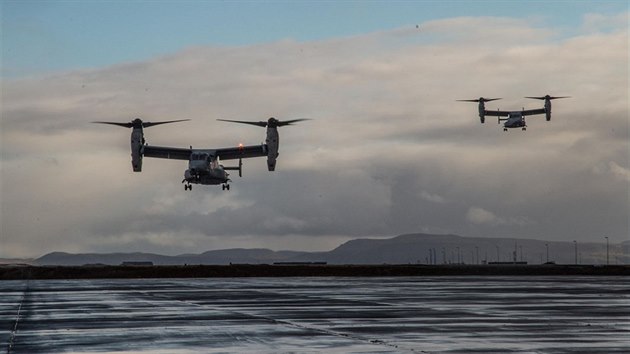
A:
2 276 629 353
1 264 629 280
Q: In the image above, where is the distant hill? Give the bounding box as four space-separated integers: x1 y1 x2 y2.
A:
183 248 312 265
34 233 630 266
35 249 314 266
0 258 34 265
36 252 176 266
319 233 629 265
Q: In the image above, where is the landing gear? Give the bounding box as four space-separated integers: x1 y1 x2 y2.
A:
222 183 230 191
503 128 508 132
522 127 527 131
184 183 192 191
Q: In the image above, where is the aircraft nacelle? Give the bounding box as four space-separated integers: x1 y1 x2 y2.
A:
266 127 279 171
131 128 144 172
545 98 552 121
216 117 308 173
478 100 486 123
524 95 570 121
457 97 500 124
94 118 189 172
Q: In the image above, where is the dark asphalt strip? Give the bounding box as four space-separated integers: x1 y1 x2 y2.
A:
139 286 429 354
6 281 28 354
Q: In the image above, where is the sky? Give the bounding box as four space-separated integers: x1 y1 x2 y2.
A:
1 1 628 258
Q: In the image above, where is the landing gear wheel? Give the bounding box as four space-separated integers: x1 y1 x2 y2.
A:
222 184 230 191
503 128 508 132
184 184 192 191
522 127 527 131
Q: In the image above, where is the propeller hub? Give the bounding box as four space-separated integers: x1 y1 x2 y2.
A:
268 117 279 127
132 118 143 128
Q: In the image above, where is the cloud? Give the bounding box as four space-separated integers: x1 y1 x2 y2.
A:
582 12 629 34
466 207 501 225
419 191 447 204
1 13 628 258
593 161 630 182
466 207 531 227
608 162 630 182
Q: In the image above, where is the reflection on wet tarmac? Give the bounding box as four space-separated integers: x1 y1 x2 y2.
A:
2 277 629 353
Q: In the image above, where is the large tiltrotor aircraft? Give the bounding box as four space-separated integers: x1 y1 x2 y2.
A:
94 117 307 191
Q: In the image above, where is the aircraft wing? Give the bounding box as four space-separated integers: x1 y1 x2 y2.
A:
215 144 268 160
483 109 512 117
521 108 546 117
142 144 267 161
142 145 192 160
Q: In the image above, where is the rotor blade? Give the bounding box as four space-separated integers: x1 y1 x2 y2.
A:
93 119 190 128
525 95 571 100
92 121 134 128
456 98 501 102
217 119 268 127
143 119 190 128
276 118 311 126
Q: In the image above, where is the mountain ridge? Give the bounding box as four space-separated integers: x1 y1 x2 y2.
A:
34 233 629 266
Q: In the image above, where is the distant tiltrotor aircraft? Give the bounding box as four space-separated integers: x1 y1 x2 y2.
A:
458 95 570 131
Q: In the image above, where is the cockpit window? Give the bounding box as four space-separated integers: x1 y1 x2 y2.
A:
191 152 210 161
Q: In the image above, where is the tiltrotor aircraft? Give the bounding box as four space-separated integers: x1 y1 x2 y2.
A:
94 117 307 191
458 95 569 131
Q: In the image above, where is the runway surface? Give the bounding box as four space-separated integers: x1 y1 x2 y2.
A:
2 276 629 353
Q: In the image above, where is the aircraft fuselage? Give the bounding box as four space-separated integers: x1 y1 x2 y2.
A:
184 151 230 186
502 112 526 129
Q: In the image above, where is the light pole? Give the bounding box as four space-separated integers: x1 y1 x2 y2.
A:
545 243 549 263
573 240 578 265
513 242 517 263
605 236 609 265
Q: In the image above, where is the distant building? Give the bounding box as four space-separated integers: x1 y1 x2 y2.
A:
121 261 153 266
487 261 528 265
273 261 327 265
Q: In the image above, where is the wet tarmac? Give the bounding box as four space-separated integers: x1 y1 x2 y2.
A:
2 276 629 353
